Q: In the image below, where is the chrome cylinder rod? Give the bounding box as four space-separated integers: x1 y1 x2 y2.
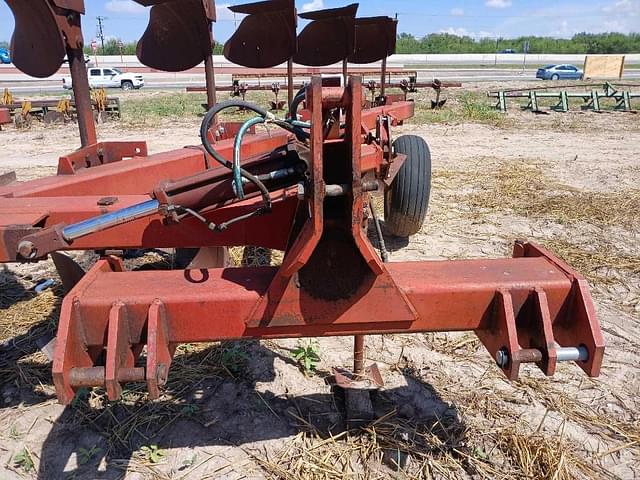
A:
62 199 160 241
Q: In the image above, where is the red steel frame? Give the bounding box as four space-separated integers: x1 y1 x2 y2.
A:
0 3 604 406
0 98 413 261
0 77 605 404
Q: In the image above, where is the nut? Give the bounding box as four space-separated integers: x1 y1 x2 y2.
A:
495 348 510 368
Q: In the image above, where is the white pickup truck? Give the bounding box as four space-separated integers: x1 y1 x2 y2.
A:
62 67 145 90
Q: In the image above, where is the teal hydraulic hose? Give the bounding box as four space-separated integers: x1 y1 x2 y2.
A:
288 120 311 129
233 116 266 199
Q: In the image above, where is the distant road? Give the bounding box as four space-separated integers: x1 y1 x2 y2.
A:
1 54 639 93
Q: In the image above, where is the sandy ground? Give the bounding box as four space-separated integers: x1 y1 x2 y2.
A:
0 91 639 479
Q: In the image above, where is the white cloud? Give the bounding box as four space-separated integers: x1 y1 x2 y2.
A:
301 0 324 13
485 0 512 8
441 27 496 39
495 2 639 38
216 4 237 21
603 0 639 15
105 1 242 21
105 0 145 14
450 7 465 16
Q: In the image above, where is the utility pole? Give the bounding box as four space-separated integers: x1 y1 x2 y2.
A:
96 16 107 54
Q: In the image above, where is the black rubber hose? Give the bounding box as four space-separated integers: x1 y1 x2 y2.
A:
289 91 306 120
200 100 268 170
200 100 272 209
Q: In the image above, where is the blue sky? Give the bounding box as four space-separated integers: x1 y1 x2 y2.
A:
1 0 638 43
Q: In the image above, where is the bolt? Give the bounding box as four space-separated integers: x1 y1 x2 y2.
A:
97 196 118 206
297 182 306 200
495 348 509 368
17 241 37 260
156 364 168 385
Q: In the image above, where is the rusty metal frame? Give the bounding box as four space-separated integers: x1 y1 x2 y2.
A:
50 238 604 404
0 95 414 262
1 77 602 404
0 1 605 407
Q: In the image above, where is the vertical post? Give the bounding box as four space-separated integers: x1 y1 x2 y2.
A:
342 58 348 87
287 57 294 110
353 335 365 377
380 57 387 99
67 46 97 147
349 74 367 380
204 53 217 110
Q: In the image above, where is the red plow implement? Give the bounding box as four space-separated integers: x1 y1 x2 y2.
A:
0 0 604 410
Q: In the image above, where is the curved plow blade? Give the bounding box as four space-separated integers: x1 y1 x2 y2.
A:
134 0 216 72
6 0 85 78
223 0 296 68
51 252 86 293
348 16 397 64
293 4 358 67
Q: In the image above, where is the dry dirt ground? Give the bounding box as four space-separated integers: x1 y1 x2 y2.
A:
0 85 639 479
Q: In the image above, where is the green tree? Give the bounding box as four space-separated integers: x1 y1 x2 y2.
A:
70 32 640 57
394 32 640 54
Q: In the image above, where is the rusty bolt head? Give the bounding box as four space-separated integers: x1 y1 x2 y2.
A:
17 241 37 260
97 196 118 206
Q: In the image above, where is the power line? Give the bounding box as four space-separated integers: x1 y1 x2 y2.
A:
96 16 107 54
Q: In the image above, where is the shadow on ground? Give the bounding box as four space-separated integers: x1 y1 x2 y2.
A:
0 267 60 407
2 237 463 478
12 340 469 479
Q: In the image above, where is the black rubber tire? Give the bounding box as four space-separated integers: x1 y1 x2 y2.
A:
121 80 133 90
551 74 559 80
384 135 431 237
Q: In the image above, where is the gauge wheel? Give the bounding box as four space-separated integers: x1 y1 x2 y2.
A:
384 135 432 237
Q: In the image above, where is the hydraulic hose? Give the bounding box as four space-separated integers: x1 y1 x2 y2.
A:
233 116 266 199
200 100 272 210
200 98 313 211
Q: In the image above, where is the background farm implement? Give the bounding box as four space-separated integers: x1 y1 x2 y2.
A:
489 81 639 113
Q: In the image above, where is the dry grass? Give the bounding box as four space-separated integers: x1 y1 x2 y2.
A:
495 427 599 480
430 161 640 284
544 239 640 284
250 386 619 480
466 162 640 229
0 271 60 390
